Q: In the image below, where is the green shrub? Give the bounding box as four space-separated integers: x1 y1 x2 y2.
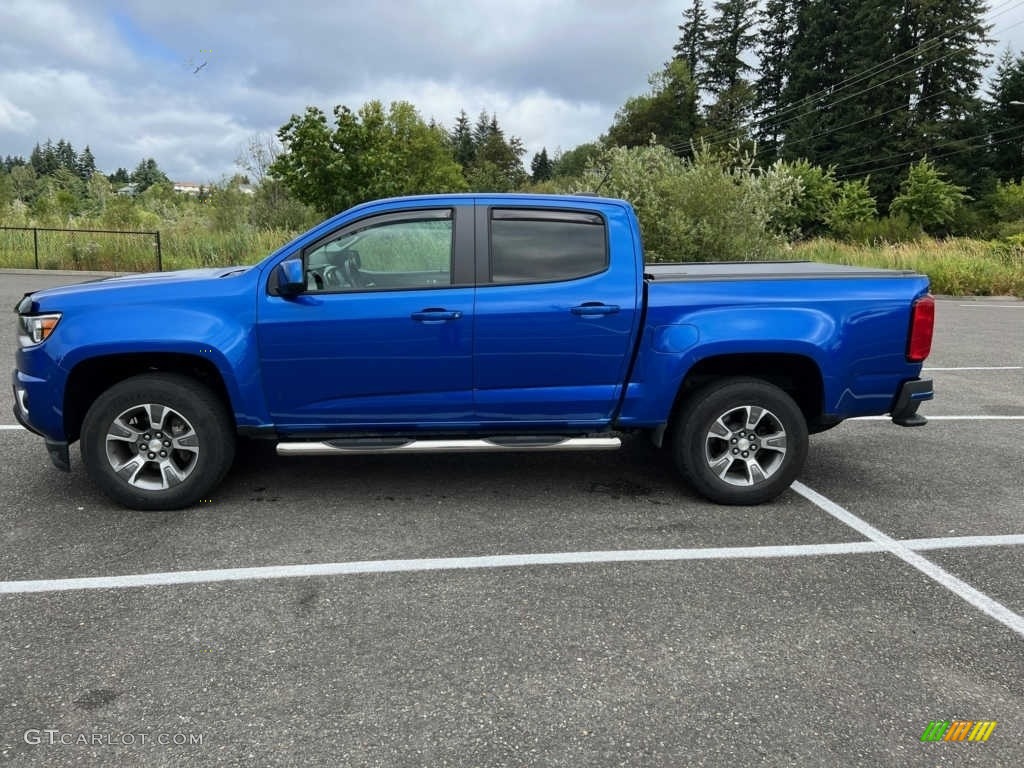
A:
771 159 839 238
824 179 877 237
890 158 968 233
572 143 798 261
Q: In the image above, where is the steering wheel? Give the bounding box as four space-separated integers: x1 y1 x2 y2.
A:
321 265 347 288
340 255 367 288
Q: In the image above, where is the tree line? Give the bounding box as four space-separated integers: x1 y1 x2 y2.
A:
609 0 1023 205
5 0 1024 258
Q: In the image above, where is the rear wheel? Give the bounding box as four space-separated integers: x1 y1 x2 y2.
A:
80 373 235 510
672 378 808 505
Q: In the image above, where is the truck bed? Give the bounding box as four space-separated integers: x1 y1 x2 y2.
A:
645 261 919 281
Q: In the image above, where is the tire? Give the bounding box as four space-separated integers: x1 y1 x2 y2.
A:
80 373 235 510
672 377 808 505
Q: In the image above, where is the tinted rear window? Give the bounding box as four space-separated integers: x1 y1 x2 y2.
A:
489 210 608 284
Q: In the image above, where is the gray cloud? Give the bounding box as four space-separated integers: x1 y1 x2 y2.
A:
2 0 1022 182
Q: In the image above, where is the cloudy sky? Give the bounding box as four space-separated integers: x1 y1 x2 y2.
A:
3 0 1024 183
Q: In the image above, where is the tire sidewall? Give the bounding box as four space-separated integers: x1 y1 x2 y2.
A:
675 379 808 505
81 374 234 510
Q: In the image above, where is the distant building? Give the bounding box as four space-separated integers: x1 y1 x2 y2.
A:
173 181 203 195
117 183 138 197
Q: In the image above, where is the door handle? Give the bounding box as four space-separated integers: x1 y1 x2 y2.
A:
411 308 463 322
571 302 620 316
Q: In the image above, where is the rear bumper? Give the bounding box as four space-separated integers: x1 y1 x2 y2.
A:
891 378 933 427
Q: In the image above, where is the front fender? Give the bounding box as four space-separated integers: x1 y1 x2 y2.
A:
54 306 268 429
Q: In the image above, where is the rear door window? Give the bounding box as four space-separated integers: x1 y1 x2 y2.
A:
488 209 608 284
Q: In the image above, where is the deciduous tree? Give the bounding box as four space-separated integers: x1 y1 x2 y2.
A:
272 101 467 215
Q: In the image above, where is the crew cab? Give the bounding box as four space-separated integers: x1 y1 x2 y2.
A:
13 194 935 510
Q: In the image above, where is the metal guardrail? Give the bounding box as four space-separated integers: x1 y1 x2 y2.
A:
0 226 162 271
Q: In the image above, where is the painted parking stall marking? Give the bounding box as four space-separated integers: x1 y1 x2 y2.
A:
851 415 1024 421
957 304 1024 309
793 481 1024 639
2 533 1023 597
922 366 1022 371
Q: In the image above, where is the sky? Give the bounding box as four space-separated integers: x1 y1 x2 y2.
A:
2 0 1024 184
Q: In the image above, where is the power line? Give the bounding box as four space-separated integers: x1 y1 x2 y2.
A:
669 0 1024 153
766 12 1024 174
836 122 1024 176
780 88 956 155
835 128 1024 180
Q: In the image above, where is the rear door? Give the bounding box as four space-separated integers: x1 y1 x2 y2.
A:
471 201 641 427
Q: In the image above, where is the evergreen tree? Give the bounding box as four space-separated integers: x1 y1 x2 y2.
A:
31 141 59 175
466 115 527 191
700 0 759 146
3 155 27 172
987 49 1024 183
77 145 97 180
905 0 992 126
108 167 131 185
530 148 553 181
704 0 758 97
472 111 492 149
779 1 993 205
673 0 708 85
449 110 476 168
130 158 169 192
55 139 77 172
779 1 910 203
910 0 992 195
755 0 798 157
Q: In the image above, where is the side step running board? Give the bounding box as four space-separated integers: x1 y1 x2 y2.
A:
276 436 622 456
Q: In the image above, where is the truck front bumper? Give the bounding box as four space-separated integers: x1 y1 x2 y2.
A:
891 378 933 427
12 369 70 471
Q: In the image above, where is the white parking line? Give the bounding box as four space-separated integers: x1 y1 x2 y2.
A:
0 425 26 430
957 304 1024 308
851 415 1024 421
2 534 1023 596
925 370 1019 376
792 481 1024 639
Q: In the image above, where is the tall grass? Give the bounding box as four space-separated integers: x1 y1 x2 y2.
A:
0 225 298 272
1 220 1022 297
787 238 1024 297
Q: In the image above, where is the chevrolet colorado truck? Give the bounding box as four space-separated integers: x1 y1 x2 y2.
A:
13 194 935 510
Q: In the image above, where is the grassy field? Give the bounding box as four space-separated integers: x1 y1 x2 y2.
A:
787 238 1024 297
1 225 1022 297
0 226 297 272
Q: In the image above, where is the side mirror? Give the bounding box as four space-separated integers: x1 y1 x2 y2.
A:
275 260 305 297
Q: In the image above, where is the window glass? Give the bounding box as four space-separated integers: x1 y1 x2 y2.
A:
305 215 452 291
490 211 608 284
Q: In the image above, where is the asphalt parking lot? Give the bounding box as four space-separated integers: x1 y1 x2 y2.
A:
1 270 1021 767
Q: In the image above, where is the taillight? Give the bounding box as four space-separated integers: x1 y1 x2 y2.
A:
907 294 934 362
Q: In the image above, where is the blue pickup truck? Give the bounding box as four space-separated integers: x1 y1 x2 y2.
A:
13 194 935 510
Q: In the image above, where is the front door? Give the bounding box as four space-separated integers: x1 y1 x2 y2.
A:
257 206 475 431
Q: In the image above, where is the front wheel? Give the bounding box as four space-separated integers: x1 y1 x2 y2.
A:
672 378 808 505
80 373 235 510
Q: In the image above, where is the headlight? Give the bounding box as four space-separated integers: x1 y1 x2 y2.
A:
18 313 61 346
